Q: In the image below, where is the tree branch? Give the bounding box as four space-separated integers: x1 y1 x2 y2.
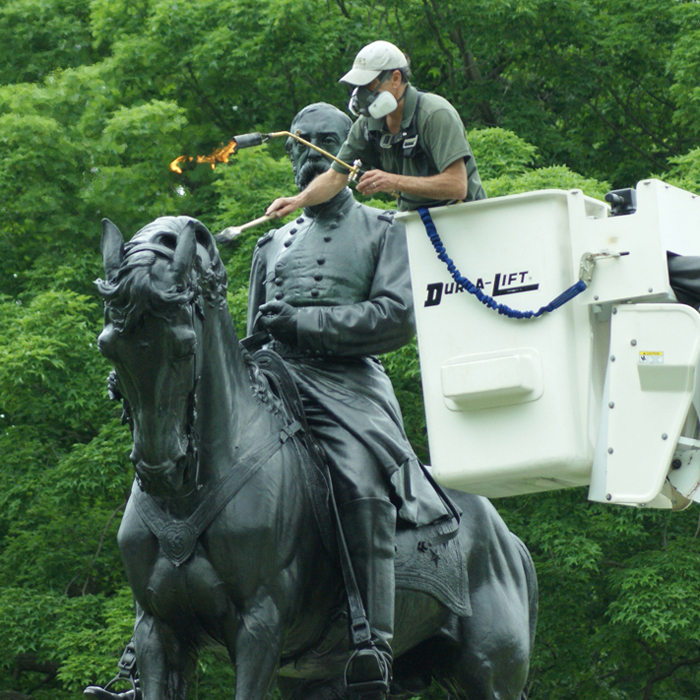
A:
183 63 233 135
331 0 351 20
602 84 679 157
580 95 669 172
65 502 125 596
642 653 700 700
82 502 125 595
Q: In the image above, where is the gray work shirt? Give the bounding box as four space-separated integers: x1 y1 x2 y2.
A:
333 84 486 210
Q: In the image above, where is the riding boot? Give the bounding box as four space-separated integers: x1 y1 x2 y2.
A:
339 497 396 700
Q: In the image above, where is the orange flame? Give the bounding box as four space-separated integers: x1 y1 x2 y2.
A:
169 139 238 174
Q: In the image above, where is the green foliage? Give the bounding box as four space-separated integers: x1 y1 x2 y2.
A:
663 149 700 196
497 491 700 699
0 0 97 85
467 127 538 180
0 289 111 440
485 164 611 201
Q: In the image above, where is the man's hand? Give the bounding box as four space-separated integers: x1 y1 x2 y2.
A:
266 196 303 220
357 159 468 202
356 169 398 196
258 300 298 345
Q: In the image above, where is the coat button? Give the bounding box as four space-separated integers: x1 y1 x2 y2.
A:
296 217 304 224
275 278 283 286
284 239 292 247
314 273 323 281
310 290 319 298
323 235 332 242
288 228 297 235
317 257 325 265
274 291 284 300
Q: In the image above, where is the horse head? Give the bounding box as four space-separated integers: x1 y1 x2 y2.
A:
96 216 227 497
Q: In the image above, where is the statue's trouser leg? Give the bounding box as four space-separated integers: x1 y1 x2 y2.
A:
339 497 396 699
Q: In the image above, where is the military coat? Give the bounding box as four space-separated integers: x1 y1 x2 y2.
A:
247 188 452 527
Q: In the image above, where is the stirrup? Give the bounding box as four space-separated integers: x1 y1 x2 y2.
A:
83 687 139 700
344 645 392 699
84 642 141 700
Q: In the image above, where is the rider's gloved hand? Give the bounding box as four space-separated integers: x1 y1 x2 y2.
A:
259 301 298 345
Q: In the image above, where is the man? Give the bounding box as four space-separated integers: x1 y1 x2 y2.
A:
250 102 455 698
266 40 486 220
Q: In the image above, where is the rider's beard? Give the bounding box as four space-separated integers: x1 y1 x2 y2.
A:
295 160 330 191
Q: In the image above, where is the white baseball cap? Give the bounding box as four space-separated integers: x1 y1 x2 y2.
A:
339 41 408 86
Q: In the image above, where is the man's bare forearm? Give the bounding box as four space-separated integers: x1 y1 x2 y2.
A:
356 158 467 201
266 169 349 219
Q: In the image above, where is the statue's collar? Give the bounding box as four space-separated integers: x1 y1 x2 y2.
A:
304 186 354 219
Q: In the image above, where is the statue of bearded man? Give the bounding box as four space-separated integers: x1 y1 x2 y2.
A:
248 102 457 698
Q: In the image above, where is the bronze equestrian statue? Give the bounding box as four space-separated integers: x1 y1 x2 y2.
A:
87 104 537 700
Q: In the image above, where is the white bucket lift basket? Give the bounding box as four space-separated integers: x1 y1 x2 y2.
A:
399 179 700 509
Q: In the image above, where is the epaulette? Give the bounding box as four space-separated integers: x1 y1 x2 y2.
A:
377 210 398 224
256 229 276 247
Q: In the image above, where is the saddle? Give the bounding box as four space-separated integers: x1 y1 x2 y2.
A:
250 345 467 618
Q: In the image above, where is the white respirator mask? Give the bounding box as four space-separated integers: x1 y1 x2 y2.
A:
348 72 398 119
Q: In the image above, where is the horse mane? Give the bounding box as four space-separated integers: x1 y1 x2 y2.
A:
96 216 228 332
97 215 285 416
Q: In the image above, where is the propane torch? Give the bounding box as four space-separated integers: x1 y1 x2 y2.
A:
170 131 365 244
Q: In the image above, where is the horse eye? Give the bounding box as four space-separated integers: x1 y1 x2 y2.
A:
155 232 178 250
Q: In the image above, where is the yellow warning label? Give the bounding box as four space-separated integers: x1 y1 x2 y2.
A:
638 351 664 364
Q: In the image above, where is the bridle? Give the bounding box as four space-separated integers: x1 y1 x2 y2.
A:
117 240 206 497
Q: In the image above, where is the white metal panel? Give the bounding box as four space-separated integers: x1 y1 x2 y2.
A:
592 304 700 506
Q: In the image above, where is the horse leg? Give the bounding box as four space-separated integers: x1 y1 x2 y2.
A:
228 594 283 700
132 605 197 700
436 579 533 700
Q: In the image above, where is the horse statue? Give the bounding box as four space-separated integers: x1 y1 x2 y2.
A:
93 215 538 700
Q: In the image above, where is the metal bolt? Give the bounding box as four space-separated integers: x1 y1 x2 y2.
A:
662 433 668 440
648 288 653 293
608 447 614 454
610 355 616 362
631 339 637 346
608 402 615 408
594 295 599 301
672 459 682 470
606 493 612 501
612 307 618 314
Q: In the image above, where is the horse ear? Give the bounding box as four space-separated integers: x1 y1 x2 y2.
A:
101 218 124 281
172 221 197 287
